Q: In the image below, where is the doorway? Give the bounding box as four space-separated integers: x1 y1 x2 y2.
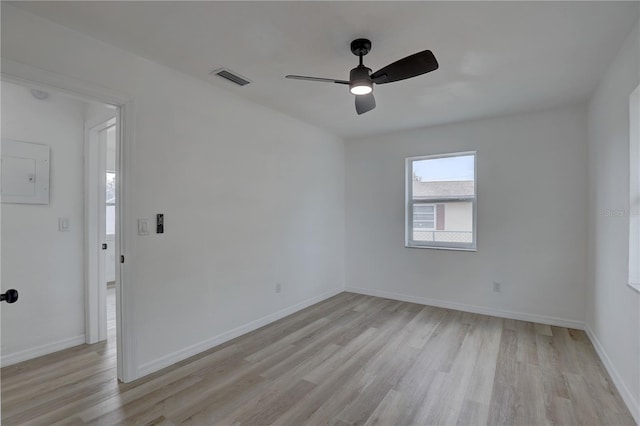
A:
0 73 132 382
86 116 118 344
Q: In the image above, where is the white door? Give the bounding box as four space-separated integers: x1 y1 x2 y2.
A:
86 118 117 343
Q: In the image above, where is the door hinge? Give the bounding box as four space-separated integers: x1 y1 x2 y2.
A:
120 255 125 264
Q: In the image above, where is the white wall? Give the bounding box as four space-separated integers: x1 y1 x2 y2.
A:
586 22 640 422
346 105 588 326
1 81 87 363
1 5 345 376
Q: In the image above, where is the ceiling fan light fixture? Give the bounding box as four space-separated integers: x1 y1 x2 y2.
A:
350 84 373 95
349 65 373 95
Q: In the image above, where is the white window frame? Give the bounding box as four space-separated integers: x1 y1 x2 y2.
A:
405 151 477 251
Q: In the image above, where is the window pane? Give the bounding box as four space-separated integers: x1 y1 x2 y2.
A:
106 172 116 204
411 155 475 199
106 205 115 235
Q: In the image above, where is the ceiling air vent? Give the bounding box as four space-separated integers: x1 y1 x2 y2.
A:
210 68 251 86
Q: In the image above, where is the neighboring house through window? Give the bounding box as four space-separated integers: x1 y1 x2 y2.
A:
406 151 477 250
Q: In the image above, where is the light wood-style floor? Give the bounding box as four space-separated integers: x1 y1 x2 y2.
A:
1 292 635 425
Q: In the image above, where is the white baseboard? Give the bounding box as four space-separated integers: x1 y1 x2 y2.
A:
585 324 640 424
345 286 585 329
138 287 343 378
1 334 86 367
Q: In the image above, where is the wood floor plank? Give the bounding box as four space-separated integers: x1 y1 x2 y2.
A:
80 344 242 424
158 342 298 424
173 372 268 425
229 379 316 426
486 327 518 426
534 323 553 337
456 400 490 426
461 315 502 405
413 313 491 425
274 310 417 424
515 321 539 366
455 315 502 426
565 372 605 425
333 306 425 425
549 396 579 426
2 291 635 426
184 343 342 425
514 362 548 426
362 389 404 426
88 375 203 426
536 333 571 399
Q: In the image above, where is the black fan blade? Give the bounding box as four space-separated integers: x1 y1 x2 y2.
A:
370 50 438 84
355 93 376 115
286 75 349 85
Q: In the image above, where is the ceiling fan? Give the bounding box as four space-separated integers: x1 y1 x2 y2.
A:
286 38 439 115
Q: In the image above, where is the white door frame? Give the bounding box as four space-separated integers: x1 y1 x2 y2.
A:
1 59 138 382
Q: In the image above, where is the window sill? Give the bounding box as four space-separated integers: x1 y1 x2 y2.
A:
405 244 476 252
628 282 640 294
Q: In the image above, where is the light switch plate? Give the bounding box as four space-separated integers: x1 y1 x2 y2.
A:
138 219 149 236
58 217 70 232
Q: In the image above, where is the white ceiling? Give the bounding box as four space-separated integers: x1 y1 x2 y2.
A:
12 1 639 139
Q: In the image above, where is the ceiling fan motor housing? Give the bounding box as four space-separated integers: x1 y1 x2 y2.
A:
349 65 373 94
350 38 372 56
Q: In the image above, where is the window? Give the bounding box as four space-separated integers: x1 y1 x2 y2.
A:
629 84 640 293
106 171 116 236
406 151 476 250
104 123 116 237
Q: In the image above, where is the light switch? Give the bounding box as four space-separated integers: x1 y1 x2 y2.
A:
58 217 70 232
138 219 149 236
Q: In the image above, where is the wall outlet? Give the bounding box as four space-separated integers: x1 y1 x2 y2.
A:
493 282 502 292
275 283 282 293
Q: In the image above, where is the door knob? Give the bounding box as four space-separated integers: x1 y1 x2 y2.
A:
102 243 108 250
1 289 18 304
